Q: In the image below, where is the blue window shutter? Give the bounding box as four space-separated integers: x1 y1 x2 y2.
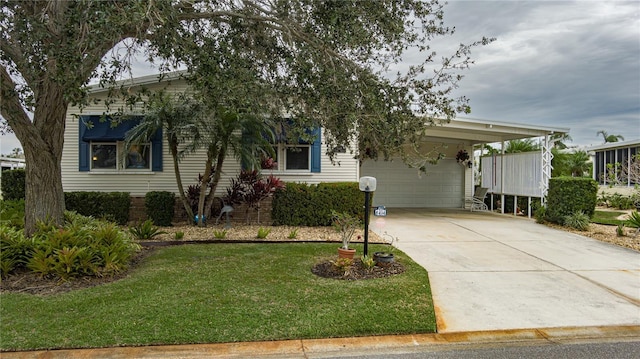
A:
311 127 321 173
152 128 163 172
78 116 91 171
79 116 162 171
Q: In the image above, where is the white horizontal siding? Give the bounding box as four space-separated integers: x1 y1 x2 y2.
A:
62 82 359 196
261 128 358 185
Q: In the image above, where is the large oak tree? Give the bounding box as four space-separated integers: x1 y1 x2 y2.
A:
1 0 491 235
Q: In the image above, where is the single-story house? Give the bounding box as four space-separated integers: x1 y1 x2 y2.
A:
587 139 640 187
61 73 569 216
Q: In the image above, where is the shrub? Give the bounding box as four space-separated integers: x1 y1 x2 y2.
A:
317 182 364 220
144 191 175 226
272 182 363 226
1 212 140 279
256 227 271 239
626 211 640 231
360 255 376 272
0 199 25 229
534 205 547 224
607 193 635 210
271 183 316 226
224 170 284 224
129 219 167 240
0 169 25 200
213 229 227 239
65 192 131 225
545 177 598 224
330 257 353 277
0 226 30 277
563 211 590 231
596 192 609 207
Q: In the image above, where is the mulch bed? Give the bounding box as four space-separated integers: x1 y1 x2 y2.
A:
312 259 405 280
0 247 157 296
1 243 403 296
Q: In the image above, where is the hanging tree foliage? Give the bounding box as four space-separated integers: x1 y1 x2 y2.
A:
0 0 493 235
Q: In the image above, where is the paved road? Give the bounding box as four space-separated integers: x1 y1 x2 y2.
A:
320 340 640 359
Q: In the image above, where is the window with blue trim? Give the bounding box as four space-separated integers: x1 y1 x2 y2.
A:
79 116 162 172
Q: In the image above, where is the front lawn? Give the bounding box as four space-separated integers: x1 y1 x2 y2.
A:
0 243 435 351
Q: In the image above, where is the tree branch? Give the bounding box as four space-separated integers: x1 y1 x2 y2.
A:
0 64 38 144
43 0 69 37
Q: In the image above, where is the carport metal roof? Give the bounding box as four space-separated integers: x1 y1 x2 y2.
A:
419 117 569 211
424 117 569 144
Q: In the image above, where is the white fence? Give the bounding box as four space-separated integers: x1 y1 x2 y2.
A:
481 152 542 197
480 151 545 216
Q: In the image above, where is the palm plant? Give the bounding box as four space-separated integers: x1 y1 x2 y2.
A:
597 130 624 143
505 139 540 153
124 92 205 221
565 150 591 177
550 133 572 149
186 107 276 226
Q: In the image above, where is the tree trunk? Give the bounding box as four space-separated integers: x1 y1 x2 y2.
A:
23 148 66 236
169 140 194 220
204 148 227 220
18 82 67 236
197 147 216 227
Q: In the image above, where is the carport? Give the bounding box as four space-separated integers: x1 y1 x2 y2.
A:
360 117 569 211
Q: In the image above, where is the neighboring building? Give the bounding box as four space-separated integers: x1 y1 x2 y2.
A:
587 139 640 186
61 73 569 211
0 157 25 199
0 157 25 171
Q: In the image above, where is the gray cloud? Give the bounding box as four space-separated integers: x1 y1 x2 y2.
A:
440 0 640 147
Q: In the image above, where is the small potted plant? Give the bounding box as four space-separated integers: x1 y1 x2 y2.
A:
331 210 360 259
374 232 397 266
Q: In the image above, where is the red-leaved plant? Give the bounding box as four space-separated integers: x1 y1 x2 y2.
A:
225 170 284 223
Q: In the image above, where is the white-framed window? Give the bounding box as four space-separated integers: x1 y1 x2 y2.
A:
263 144 311 172
284 145 310 170
90 142 151 171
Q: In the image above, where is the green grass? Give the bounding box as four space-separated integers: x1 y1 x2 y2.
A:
591 210 626 226
0 243 435 351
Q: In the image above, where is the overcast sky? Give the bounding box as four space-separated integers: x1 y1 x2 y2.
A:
438 0 640 148
1 0 638 154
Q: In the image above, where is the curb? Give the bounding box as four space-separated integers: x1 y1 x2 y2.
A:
2 325 639 358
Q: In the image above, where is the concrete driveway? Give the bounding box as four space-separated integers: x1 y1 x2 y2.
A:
370 209 640 333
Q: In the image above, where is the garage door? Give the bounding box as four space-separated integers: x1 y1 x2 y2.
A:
361 159 464 208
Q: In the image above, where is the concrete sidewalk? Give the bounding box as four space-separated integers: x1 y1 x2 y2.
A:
371 209 640 333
